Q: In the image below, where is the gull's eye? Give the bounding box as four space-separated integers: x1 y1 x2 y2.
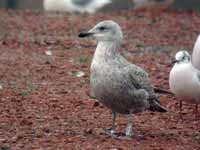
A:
98 26 107 31
182 53 187 60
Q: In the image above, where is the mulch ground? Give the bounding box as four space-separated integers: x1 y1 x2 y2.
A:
0 9 200 150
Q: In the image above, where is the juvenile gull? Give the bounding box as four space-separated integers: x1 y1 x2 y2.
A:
43 0 111 13
79 20 167 139
192 34 200 70
169 50 200 119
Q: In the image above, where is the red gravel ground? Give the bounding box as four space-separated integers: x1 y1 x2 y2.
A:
0 9 200 150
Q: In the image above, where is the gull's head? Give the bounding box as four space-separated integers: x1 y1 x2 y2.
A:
173 50 191 64
78 20 123 42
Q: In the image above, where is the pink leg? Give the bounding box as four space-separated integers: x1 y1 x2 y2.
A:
195 104 198 120
179 100 183 120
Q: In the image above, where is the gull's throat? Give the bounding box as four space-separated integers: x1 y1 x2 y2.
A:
93 41 121 61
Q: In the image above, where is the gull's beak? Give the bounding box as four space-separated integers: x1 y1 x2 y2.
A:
172 59 178 64
79 27 96 38
78 32 94 38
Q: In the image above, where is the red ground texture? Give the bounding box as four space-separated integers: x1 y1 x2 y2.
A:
0 9 200 150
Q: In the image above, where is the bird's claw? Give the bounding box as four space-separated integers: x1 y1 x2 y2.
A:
103 128 134 140
103 128 118 138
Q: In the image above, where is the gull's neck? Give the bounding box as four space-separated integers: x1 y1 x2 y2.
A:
174 60 200 75
175 60 195 70
93 40 121 61
176 59 191 66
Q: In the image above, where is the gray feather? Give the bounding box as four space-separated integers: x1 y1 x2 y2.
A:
197 72 200 82
72 0 93 6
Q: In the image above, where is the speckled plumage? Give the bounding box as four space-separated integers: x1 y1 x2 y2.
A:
90 42 151 114
88 22 165 114
79 20 166 138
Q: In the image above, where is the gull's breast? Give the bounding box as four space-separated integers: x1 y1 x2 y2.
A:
169 64 200 100
90 62 138 113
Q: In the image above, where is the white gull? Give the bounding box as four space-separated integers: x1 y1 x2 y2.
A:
169 50 200 119
43 0 111 13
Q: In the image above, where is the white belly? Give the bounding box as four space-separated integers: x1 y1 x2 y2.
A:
169 64 200 103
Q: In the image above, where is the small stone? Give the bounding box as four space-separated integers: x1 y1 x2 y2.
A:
85 128 93 134
93 101 100 107
45 50 52 56
0 84 3 90
75 71 85 77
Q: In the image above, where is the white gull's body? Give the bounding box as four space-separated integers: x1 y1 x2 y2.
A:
192 35 200 70
43 0 111 13
169 51 200 104
133 0 174 9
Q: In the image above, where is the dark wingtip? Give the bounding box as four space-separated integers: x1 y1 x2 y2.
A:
149 102 167 112
78 32 93 38
153 87 174 95
149 105 167 112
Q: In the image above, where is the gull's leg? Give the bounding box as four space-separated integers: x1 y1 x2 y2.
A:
104 111 117 136
195 104 198 120
118 112 144 140
179 100 183 120
125 113 133 137
117 112 133 140
111 111 116 131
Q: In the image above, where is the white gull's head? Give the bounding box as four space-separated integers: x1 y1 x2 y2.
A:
174 50 191 64
79 20 123 42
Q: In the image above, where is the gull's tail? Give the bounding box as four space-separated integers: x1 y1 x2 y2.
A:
149 97 167 112
149 102 167 112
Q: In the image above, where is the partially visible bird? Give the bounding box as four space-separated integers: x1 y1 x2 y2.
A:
79 20 167 139
133 0 174 16
192 34 200 70
43 0 111 13
99 0 134 13
169 50 200 119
